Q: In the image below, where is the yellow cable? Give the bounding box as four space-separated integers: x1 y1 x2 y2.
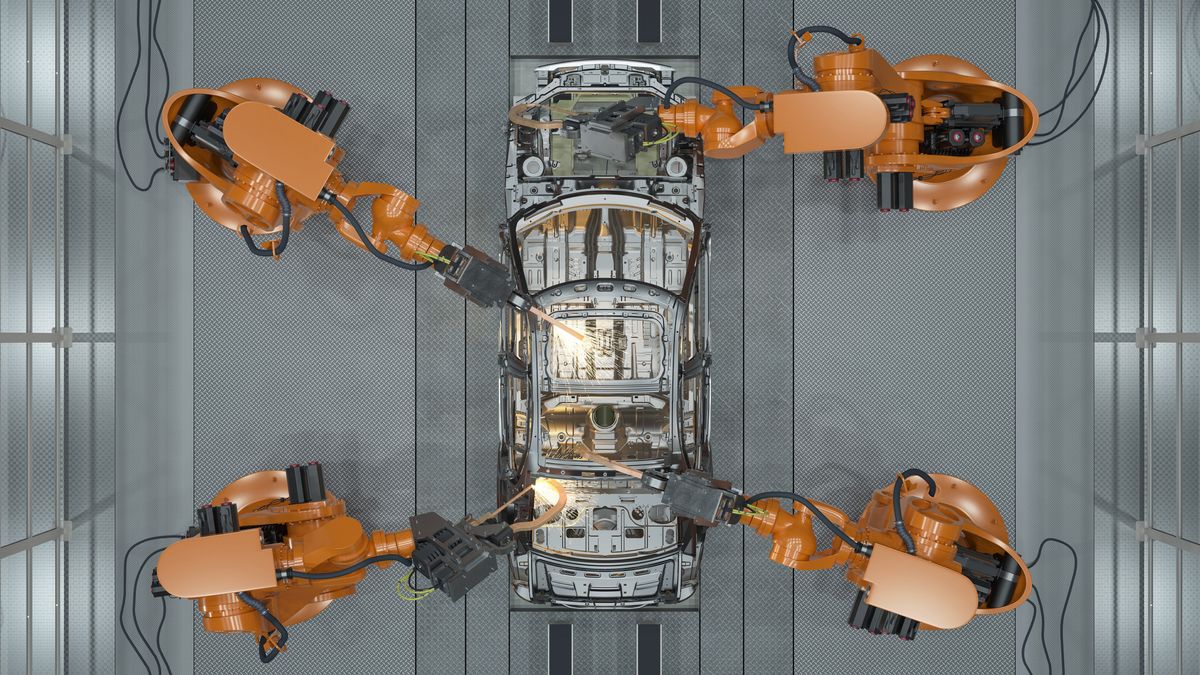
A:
396 569 435 601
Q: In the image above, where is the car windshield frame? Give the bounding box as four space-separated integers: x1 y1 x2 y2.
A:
506 190 703 306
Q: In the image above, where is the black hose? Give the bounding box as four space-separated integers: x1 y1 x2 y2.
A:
1028 0 1109 147
117 0 165 191
275 181 291 253
154 596 172 675
744 491 867 554
1036 0 1100 134
1020 588 1042 675
238 181 292 257
1031 585 1053 673
786 26 863 92
661 77 771 111
892 469 938 555
149 0 171 146
320 192 433 271
282 553 412 580
132 547 168 675
142 0 165 159
794 25 862 46
1025 538 1078 675
236 592 289 664
120 535 182 675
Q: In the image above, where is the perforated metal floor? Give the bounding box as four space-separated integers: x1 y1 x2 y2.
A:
192 2 1018 672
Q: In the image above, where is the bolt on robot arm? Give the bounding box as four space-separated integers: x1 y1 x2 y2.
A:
160 78 514 309
151 462 565 663
657 27 1039 211
578 446 1030 639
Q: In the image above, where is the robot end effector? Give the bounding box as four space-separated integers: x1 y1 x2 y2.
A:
162 80 518 310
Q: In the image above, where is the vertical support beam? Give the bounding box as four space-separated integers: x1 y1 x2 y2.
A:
697 0 744 672
1143 4 1156 674
53 0 62 670
25 0 35 670
414 1 468 671
548 0 572 43
1173 1 1184 671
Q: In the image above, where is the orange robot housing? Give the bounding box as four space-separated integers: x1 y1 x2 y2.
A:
154 464 416 660
160 78 444 262
658 30 1038 212
734 472 1029 638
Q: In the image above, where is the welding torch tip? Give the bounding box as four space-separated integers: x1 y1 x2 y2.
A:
527 305 586 341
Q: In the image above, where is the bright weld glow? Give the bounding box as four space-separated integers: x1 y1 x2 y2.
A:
532 477 562 504
529 306 586 341
552 319 594 366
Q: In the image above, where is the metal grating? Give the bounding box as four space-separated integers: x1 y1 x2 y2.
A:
191 1 1025 672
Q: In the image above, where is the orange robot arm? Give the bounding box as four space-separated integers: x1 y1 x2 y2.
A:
657 28 1039 211
160 79 513 308
652 468 1030 639
151 462 565 663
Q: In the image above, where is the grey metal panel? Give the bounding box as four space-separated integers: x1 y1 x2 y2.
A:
1091 1 1144 671
696 0 744 672
114 0 196 671
191 2 418 672
1149 143 1178 536
414 2 468 673
509 0 699 57
63 0 117 669
742 2 793 672
1015 1 1097 673
465 0 511 672
1093 343 1145 674
510 610 698 674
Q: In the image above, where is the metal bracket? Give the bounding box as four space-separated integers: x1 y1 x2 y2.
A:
1135 134 1146 156
1135 520 1200 553
1135 327 1200 349
0 327 73 347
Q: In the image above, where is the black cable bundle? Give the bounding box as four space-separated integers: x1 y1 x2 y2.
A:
239 181 292 257
320 191 432 271
117 0 171 191
786 25 863 92
1020 537 1079 674
1028 0 1109 147
660 77 772 112
120 535 181 674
